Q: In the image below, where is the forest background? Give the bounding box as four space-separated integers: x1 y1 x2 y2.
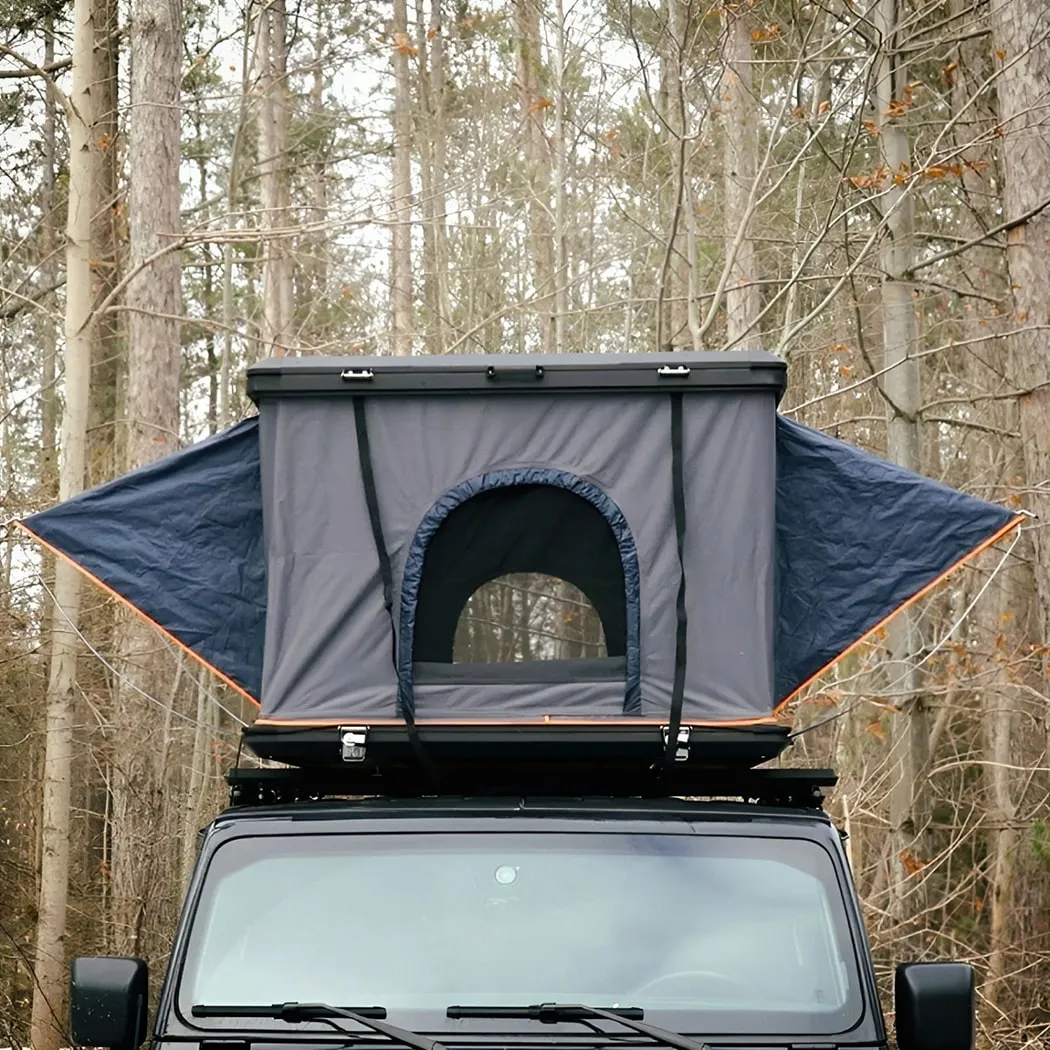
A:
0 0 1049 1046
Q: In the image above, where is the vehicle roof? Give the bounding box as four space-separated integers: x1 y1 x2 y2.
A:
207 795 836 832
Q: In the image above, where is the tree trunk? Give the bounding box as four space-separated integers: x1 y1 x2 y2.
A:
416 0 438 353
38 19 59 502
29 0 102 1042
779 11 829 353
127 0 182 468
179 668 214 889
514 0 555 353
428 0 452 350
390 0 414 356
989 0 1050 667
874 0 928 928
109 0 183 956
220 10 254 424
417 0 453 354
257 0 294 356
551 0 568 353
983 0 1050 1004
979 517 1024 1010
88 0 121 485
198 134 219 433
943 11 1024 1006
721 4 760 347
657 0 688 349
307 10 329 350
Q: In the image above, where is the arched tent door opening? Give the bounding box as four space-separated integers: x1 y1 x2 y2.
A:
399 470 641 719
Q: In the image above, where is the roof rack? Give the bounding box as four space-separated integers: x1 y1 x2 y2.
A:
226 764 837 810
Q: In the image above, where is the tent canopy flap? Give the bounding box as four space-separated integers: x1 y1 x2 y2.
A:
773 416 1017 701
19 417 266 701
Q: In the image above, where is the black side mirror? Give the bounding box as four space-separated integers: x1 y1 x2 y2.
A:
895 962 975 1050
70 956 148 1050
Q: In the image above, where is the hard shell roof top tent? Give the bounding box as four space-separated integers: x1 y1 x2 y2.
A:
246 351 788 769
16 351 1022 792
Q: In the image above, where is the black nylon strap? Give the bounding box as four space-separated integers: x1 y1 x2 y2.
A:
353 398 439 783
353 397 396 640
665 392 688 766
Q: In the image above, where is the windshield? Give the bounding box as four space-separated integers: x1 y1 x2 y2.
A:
178 830 863 1035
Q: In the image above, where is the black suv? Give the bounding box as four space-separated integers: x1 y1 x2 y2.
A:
68 769 973 1050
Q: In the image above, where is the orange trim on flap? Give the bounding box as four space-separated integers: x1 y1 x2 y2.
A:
14 519 261 708
773 513 1025 713
250 715 781 728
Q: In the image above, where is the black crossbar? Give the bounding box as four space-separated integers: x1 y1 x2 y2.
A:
226 764 836 809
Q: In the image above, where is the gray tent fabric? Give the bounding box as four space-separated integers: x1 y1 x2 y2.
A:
15 353 1021 732
257 389 778 723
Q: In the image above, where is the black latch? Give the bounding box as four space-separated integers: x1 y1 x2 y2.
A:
485 364 545 382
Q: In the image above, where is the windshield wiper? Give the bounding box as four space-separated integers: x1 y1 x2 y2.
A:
192 1003 446 1050
446 1003 710 1050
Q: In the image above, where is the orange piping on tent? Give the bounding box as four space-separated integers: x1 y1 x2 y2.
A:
250 716 781 728
14 520 262 708
773 513 1025 714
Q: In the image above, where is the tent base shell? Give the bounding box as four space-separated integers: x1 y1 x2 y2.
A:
240 720 791 772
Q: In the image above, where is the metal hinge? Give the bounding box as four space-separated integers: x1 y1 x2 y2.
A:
657 365 691 378
340 368 375 381
662 725 691 762
339 725 369 762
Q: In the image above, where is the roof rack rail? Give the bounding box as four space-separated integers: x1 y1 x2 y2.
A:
225 765 836 810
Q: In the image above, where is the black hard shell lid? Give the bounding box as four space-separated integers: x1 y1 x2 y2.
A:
246 350 787 401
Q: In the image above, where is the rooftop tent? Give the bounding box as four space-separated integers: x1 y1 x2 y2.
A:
16 352 1021 773
250 352 785 764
